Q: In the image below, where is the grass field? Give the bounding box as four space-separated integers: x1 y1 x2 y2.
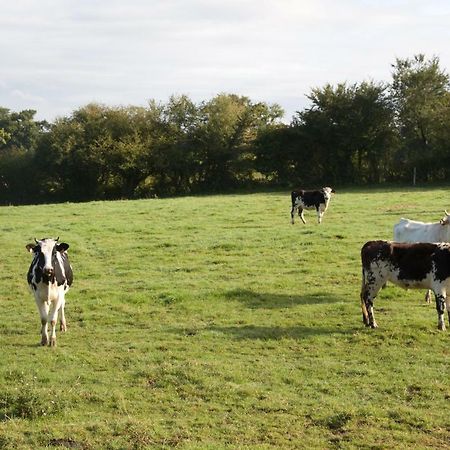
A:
0 186 449 449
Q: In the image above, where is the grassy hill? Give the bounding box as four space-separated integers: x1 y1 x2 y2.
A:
0 187 449 449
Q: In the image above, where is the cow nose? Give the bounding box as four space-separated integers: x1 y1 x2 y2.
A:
43 267 54 276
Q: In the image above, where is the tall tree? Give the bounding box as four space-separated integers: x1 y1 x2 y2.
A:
147 95 201 194
195 94 283 189
390 54 450 180
0 108 46 203
288 81 397 185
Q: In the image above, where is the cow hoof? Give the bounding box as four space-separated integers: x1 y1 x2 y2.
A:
370 323 378 329
60 323 67 332
438 324 446 331
50 338 57 347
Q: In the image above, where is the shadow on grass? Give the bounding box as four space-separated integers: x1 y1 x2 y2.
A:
207 324 355 341
224 288 342 309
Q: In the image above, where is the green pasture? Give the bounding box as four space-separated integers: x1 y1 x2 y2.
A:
0 187 449 449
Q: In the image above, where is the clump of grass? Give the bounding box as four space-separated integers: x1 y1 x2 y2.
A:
0 384 60 421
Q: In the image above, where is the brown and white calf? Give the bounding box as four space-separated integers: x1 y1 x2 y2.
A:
26 238 73 346
393 211 450 303
290 187 335 224
360 240 450 330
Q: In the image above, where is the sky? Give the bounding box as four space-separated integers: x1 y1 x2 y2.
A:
1 0 450 123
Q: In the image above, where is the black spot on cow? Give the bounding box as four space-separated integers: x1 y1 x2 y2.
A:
391 243 434 282
432 246 450 282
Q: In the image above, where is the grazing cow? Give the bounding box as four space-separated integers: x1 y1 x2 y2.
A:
290 187 335 224
26 238 73 347
360 240 450 330
393 211 450 303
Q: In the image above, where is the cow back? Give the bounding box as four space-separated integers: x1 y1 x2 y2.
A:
292 190 325 207
361 240 449 283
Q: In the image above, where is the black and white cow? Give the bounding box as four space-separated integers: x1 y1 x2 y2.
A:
360 240 450 330
290 187 335 224
26 238 73 347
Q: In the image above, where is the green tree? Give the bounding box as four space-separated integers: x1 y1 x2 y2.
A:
0 128 10 145
287 81 397 185
35 103 158 200
195 94 283 189
0 108 46 203
390 54 450 181
146 95 201 195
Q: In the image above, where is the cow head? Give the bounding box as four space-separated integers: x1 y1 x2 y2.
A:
439 210 450 226
26 238 70 277
322 187 335 200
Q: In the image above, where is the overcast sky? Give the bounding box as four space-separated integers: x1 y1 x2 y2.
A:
1 0 449 123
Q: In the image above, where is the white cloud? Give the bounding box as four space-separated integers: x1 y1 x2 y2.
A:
11 90 45 103
0 0 449 122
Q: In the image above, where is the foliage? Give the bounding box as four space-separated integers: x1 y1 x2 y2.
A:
0 108 48 203
390 54 450 181
0 188 449 448
286 81 398 185
1 55 450 204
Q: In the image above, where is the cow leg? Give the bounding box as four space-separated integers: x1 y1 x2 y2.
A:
360 290 370 326
360 273 383 328
316 207 321 224
361 293 378 328
40 319 49 346
299 208 306 224
446 296 450 328
425 289 432 304
48 297 64 347
36 300 50 346
290 205 297 224
59 297 67 332
434 292 446 331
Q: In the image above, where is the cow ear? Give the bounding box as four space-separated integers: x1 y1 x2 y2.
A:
56 243 69 252
26 244 35 253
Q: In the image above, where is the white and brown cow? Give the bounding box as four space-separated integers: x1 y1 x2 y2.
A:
290 187 335 224
360 240 450 330
26 238 73 347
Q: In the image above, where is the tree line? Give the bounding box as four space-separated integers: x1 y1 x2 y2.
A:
1 54 449 204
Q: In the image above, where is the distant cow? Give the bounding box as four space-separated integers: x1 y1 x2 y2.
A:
360 240 450 330
26 238 73 347
290 187 335 224
393 211 450 303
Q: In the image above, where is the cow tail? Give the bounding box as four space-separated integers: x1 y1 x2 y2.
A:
360 268 369 319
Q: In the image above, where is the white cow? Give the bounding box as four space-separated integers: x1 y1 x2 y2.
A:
393 211 450 303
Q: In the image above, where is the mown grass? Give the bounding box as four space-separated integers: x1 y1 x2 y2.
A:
0 186 449 449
